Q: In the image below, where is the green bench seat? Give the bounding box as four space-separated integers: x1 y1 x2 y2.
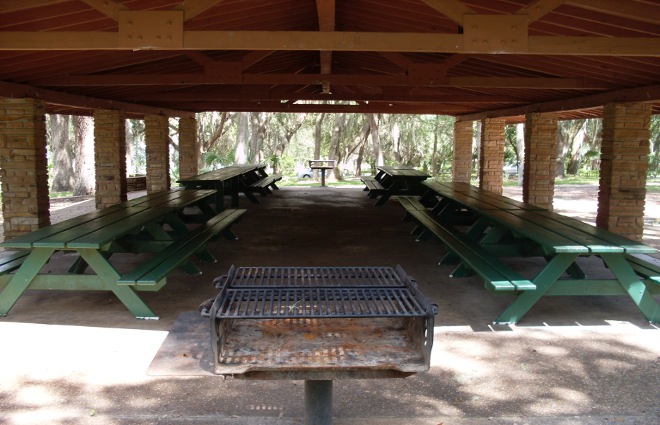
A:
408 208 536 292
398 196 427 212
118 209 246 285
362 178 385 197
626 254 660 284
0 251 31 276
249 174 282 195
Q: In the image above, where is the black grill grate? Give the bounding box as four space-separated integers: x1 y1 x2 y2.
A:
215 287 426 319
216 266 409 288
206 265 433 319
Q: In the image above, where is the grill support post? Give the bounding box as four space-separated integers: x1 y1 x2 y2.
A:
305 380 333 425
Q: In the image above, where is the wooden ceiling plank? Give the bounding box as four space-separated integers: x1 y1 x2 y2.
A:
378 52 412 70
79 0 129 21
566 0 660 26
0 0 68 13
242 51 275 68
173 0 224 22
418 0 476 26
516 0 567 23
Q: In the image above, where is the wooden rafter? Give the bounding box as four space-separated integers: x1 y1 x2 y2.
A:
419 0 475 26
516 0 567 23
78 0 128 21
173 0 223 22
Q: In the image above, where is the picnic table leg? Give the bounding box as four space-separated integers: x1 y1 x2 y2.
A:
494 253 578 324
0 248 54 316
601 254 660 323
77 249 158 319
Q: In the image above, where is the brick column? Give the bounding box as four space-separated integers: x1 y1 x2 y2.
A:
94 109 127 209
178 116 198 180
452 120 473 183
596 102 651 241
478 118 506 194
145 115 170 193
0 98 50 238
522 112 558 209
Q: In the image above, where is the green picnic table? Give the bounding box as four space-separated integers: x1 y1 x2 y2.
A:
178 164 281 211
0 189 246 319
361 165 429 206
401 181 660 324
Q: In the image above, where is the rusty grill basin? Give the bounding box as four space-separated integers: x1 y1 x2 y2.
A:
202 266 438 378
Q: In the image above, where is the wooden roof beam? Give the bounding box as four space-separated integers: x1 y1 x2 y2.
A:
29 73 615 89
455 84 660 121
1 31 657 56
0 81 195 117
316 0 335 94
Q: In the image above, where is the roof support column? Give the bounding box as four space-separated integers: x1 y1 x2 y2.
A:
178 116 198 180
452 120 473 183
522 112 558 209
478 118 505 194
145 115 171 193
596 102 651 241
0 98 50 239
94 109 127 209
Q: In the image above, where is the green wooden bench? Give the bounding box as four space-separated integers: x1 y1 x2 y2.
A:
0 251 31 276
398 196 428 215
249 173 282 196
118 209 246 285
626 254 660 284
407 208 536 292
361 178 386 198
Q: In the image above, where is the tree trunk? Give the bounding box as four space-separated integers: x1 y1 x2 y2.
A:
329 113 346 179
516 123 525 186
49 114 74 192
73 115 95 195
368 113 383 167
235 112 249 164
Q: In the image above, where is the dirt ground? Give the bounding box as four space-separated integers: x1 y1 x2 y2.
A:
2 183 659 249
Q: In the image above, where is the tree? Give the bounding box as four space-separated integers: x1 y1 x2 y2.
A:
367 113 383 168
48 114 74 193
72 116 94 195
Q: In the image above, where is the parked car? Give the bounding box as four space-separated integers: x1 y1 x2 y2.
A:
503 164 518 176
297 168 313 178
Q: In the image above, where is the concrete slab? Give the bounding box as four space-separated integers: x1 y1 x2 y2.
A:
0 186 658 424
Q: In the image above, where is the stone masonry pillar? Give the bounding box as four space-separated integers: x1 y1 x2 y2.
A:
178 116 198 180
94 109 127 209
0 98 50 239
596 102 652 241
145 115 170 193
478 118 506 194
522 112 558 209
452 120 473 183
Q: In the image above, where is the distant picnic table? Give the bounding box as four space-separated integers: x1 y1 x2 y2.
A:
399 181 660 324
0 189 245 319
178 164 281 211
361 165 429 206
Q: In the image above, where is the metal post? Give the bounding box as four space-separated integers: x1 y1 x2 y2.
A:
320 169 326 187
304 380 333 425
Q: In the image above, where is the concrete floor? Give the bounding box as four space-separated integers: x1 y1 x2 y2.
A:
0 186 658 424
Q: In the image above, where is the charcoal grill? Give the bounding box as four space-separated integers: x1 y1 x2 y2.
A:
200 265 437 425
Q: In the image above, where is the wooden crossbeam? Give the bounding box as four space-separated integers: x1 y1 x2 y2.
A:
1 31 658 56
